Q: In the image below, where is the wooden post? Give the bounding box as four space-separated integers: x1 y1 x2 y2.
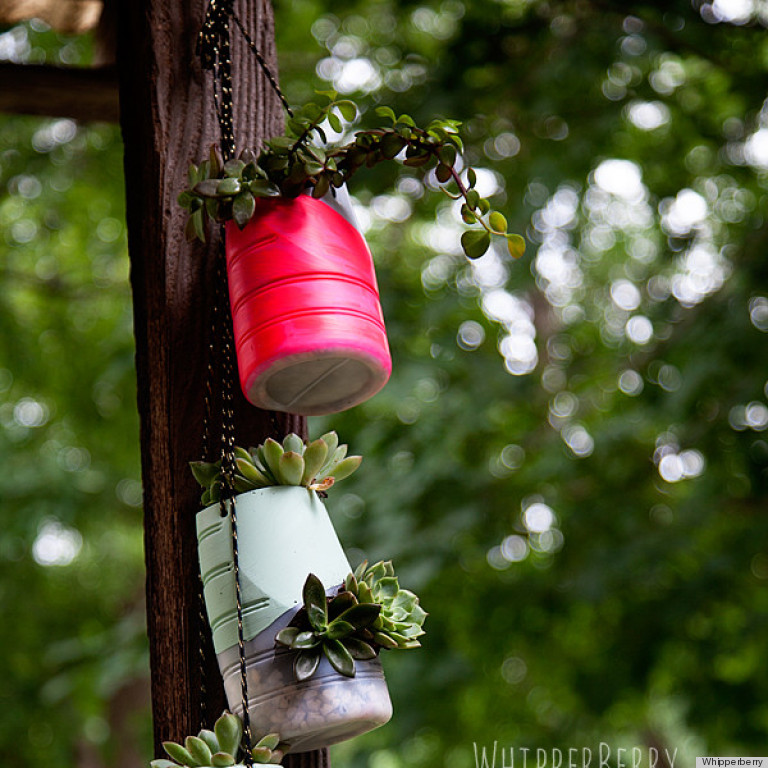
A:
116 2 327 766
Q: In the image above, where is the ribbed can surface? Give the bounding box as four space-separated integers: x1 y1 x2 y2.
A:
225 192 392 415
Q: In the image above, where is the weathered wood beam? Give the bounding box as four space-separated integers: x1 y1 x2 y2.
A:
117 2 323 767
0 62 119 121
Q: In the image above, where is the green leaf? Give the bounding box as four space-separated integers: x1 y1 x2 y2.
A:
282 433 304 454
303 573 328 630
162 742 197 766
489 211 508 233
436 163 453 183
186 735 213 766
255 733 280 751
373 631 399 649
187 164 200 187
278 451 304 485
467 167 477 188
329 590 357 619
199 729 220 755
151 761 179 768
465 189 480 209
248 180 279 198
190 460 219 488
194 179 220 198
223 159 245 178
336 602 381 630
295 648 321 681
312 175 331 199
336 100 357 121
375 106 397 123
461 204 477 224
327 111 342 133
292 630 320 649
326 619 356 639
477 198 491 215
342 637 377 660
374 576 399 601
192 208 205 242
232 192 255 229
506 233 526 259
212 753 236 767
380 133 407 159
302 438 329 484
214 712 242 758
344 572 358 593
329 455 362 482
252 746 274 763
262 438 284 479
461 229 491 259
217 177 241 196
235 457 269 487
397 113 416 127
275 627 300 646
323 638 356 677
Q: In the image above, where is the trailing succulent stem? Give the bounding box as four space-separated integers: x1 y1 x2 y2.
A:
190 431 361 507
178 91 524 261
275 561 427 682
150 711 286 768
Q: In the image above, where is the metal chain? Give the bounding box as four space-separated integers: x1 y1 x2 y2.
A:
196 0 266 759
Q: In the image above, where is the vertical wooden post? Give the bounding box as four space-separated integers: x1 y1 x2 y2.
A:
117 2 327 766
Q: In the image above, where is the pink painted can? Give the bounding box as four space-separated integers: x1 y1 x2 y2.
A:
225 188 391 415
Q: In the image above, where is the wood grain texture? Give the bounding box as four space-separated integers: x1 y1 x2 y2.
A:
117 2 321 764
0 63 119 121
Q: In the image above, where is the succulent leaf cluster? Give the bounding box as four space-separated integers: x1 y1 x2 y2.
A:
178 92 524 261
275 561 426 682
150 711 285 768
190 431 361 507
345 560 427 650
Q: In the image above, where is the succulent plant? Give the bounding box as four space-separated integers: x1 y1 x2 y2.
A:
150 711 286 768
178 91 525 261
275 562 427 682
275 572 381 681
344 560 427 651
190 431 361 507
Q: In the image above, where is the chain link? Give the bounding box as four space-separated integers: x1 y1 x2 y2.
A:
196 0 291 757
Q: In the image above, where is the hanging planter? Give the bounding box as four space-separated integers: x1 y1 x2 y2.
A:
179 94 525 416
225 186 390 415
191 433 427 753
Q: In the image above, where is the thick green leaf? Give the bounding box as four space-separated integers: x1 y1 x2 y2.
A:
489 211 508 233
336 100 357 121
461 229 491 259
278 451 304 486
262 438 284 479
302 438 329 484
214 712 242 758
302 573 328 630
212 753 236 767
254 733 280 751
275 627 300 646
506 233 526 259
199 729 220 755
151 761 179 768
342 637 377 660
232 191 255 229
235 458 269 487
336 602 381 629
329 455 362 482
323 638 356 677
436 163 453 183
282 433 304 454
190 460 219 488
162 741 197 766
326 619 356 639
294 648 321 681
329 590 357 619
186 735 213 766
251 746 273 763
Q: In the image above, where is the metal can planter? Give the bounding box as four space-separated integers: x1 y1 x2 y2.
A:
225 187 392 416
196 486 393 752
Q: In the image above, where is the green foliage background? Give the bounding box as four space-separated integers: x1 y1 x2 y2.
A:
1 1 768 765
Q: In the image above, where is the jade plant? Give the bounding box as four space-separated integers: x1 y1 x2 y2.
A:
178 91 525 261
190 431 361 506
275 560 427 682
151 711 286 768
